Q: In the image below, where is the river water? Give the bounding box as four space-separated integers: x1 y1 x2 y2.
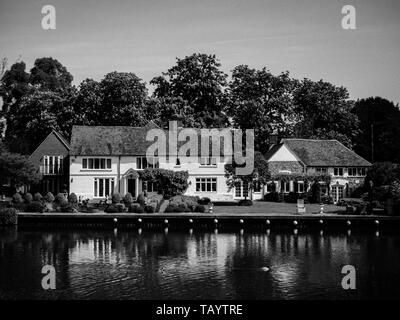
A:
1 227 400 299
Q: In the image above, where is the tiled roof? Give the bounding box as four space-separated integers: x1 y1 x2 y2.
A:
279 139 371 167
70 124 232 156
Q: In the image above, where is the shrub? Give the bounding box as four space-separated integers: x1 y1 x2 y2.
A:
105 204 119 213
194 205 206 213
24 193 33 203
284 192 298 204
12 193 24 204
55 193 66 204
264 191 279 202
137 193 146 206
34 192 43 202
116 203 126 212
26 201 44 213
238 199 253 206
320 195 334 204
198 197 211 205
44 192 55 203
144 204 156 213
129 204 144 213
68 193 78 205
112 193 122 204
0 208 18 225
123 193 133 206
165 204 179 213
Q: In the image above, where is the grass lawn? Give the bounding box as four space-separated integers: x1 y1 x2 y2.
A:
213 201 346 215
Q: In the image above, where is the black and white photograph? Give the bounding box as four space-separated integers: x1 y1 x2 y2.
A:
1 0 400 314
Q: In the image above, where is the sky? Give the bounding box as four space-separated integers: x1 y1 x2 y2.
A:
0 0 399 103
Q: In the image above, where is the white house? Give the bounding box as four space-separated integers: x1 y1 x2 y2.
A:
69 123 254 201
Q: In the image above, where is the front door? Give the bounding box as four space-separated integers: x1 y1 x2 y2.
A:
127 178 136 197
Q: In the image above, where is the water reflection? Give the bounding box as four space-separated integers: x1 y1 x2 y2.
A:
0 227 400 300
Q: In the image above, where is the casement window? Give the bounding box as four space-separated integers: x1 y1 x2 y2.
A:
348 167 367 177
43 156 63 174
333 167 344 176
235 181 249 198
82 158 111 170
196 177 217 192
297 181 305 193
266 182 275 193
137 157 159 169
200 157 217 166
316 167 327 175
94 178 114 198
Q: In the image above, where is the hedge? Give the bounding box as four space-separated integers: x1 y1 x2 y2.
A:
0 208 18 225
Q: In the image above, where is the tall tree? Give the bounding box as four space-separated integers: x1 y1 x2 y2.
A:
226 65 298 153
352 97 400 163
29 57 73 91
151 53 228 127
293 79 359 148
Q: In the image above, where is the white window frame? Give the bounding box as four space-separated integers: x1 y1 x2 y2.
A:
333 167 344 177
136 156 159 169
316 167 327 175
93 178 115 198
43 155 63 175
199 157 217 167
195 177 217 192
297 181 305 193
82 157 112 170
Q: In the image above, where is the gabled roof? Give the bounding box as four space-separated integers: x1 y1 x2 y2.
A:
266 139 371 167
70 124 233 156
29 130 70 159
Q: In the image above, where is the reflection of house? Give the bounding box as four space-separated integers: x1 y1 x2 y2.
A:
29 130 70 194
264 139 372 201
69 124 236 201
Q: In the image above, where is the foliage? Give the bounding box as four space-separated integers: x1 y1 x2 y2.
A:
68 193 78 204
105 204 119 213
123 193 133 206
293 79 359 148
226 66 298 153
137 193 146 206
24 193 33 203
144 204 156 213
194 205 206 213
225 151 270 199
198 197 211 205
264 191 280 202
139 168 189 199
12 193 23 204
151 53 228 127
44 192 55 203
112 193 122 204
238 199 253 206
33 192 43 202
129 204 144 213
55 193 66 203
0 208 18 225
0 150 41 186
364 162 400 188
283 192 298 204
352 97 400 163
26 201 45 213
272 173 331 185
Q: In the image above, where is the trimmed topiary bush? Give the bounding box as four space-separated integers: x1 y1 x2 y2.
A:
123 193 133 206
105 204 119 213
129 204 144 213
198 197 211 205
34 192 43 202
68 193 78 205
194 204 206 213
26 201 45 213
137 193 146 206
44 192 55 203
24 193 33 203
144 204 156 213
238 199 253 206
12 193 24 204
0 208 18 225
116 203 126 212
112 193 122 204
264 191 279 202
55 193 66 204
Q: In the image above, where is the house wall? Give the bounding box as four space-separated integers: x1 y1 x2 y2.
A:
29 131 70 194
70 155 234 201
